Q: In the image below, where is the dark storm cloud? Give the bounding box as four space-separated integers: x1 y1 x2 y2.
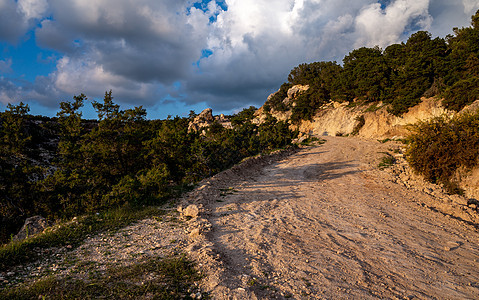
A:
0 0 35 43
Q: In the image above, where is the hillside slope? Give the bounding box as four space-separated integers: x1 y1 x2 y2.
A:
182 137 479 299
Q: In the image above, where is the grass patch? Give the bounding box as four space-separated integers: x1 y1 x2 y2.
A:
378 138 392 143
299 136 325 146
0 206 167 271
378 152 397 170
378 137 407 144
219 187 238 197
0 255 202 300
346 100 366 108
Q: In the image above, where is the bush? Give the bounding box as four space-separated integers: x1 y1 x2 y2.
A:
378 152 397 169
406 110 479 194
289 84 330 124
442 77 479 111
351 115 365 136
264 83 291 112
103 164 170 207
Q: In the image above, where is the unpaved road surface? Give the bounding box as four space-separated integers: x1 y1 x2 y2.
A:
183 137 479 299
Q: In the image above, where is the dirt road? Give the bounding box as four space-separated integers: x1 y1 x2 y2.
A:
184 137 479 299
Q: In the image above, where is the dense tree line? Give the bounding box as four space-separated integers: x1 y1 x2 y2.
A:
0 94 297 243
266 10 479 120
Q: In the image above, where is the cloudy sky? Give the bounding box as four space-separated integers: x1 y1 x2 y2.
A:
1 0 478 119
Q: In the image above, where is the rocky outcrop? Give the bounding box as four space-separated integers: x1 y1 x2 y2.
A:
188 108 232 133
285 85 309 106
295 97 454 139
257 89 464 139
254 85 310 124
13 216 49 241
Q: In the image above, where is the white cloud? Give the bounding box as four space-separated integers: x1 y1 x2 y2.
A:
36 19 74 51
0 0 48 43
18 0 48 20
2 0 479 114
0 0 28 42
354 0 432 48
51 56 165 105
462 0 479 14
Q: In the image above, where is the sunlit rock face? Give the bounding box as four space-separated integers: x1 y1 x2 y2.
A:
188 108 232 133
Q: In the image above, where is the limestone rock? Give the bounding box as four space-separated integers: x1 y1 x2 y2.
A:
287 84 309 100
188 108 214 132
189 228 201 238
281 85 310 106
13 216 49 241
188 108 232 132
198 108 214 122
182 204 200 218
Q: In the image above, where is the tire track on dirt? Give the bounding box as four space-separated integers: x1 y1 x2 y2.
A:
183 137 479 299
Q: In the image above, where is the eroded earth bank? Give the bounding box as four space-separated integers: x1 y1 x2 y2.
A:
181 136 479 299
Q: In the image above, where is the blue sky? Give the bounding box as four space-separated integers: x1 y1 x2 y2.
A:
1 0 478 119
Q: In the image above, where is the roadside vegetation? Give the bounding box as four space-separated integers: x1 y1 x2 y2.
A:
406 110 479 194
0 255 201 299
378 152 397 170
0 206 166 270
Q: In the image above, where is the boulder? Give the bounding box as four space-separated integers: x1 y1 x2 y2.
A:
13 216 49 241
182 204 200 218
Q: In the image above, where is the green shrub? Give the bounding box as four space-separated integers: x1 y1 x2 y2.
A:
351 115 365 136
406 110 479 194
299 136 323 146
103 164 170 207
265 83 291 112
378 152 397 169
290 86 330 124
442 77 479 111
231 106 257 126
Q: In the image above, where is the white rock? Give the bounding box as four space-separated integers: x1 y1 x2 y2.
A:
183 205 200 218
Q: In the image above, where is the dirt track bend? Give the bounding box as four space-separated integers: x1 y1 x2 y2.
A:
183 136 479 299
